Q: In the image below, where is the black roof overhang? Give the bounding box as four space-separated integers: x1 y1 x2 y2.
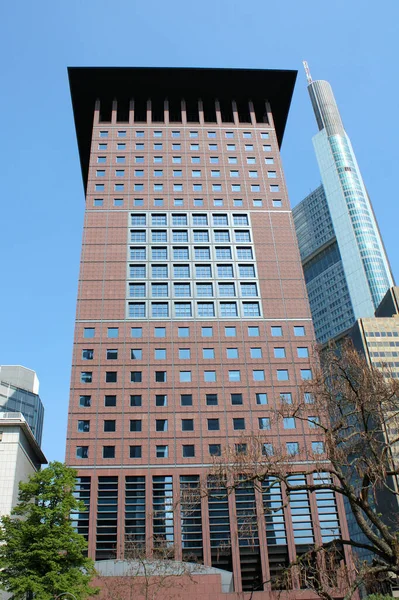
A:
68 66 297 192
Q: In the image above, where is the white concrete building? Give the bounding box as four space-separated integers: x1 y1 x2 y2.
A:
0 412 47 518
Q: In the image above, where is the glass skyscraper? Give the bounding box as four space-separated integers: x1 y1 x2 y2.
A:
293 69 394 343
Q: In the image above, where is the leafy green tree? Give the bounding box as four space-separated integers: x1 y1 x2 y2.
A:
0 461 98 600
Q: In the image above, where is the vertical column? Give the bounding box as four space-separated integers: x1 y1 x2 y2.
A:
111 100 117 125
265 100 274 129
181 100 187 126
198 99 205 126
249 100 256 126
129 99 135 125
232 100 240 126
215 99 222 126
255 486 271 591
146 99 151 124
94 99 100 126
164 99 170 125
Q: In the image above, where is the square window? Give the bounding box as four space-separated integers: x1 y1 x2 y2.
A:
233 418 245 430
130 420 142 432
182 419 194 431
103 446 115 459
156 419 168 432
277 369 289 381
208 418 220 431
226 348 238 359
294 326 306 336
259 417 270 430
236 443 247 454
80 372 92 384
156 395 167 407
227 144 236 150
79 395 91 408
130 446 142 458
106 349 118 360
261 132 270 139
231 393 243 405
153 131 162 138
225 327 236 337
228 370 241 382
203 348 215 359
256 393 268 405
194 199 203 207
179 348 191 359
202 327 213 337
174 198 183 206
231 184 241 192
156 445 168 458
155 371 167 382
76 446 88 459
136 143 145 150
283 417 296 429
312 441 325 454
82 349 93 360
134 199 144 206
248 326 260 337
271 326 282 337
182 445 195 457
95 184 104 191
99 131 108 138
131 371 142 383
131 349 142 360
250 184 260 192
104 420 116 432
234 199 243 207
253 370 265 381
107 327 119 338
104 395 117 407
181 394 193 406
131 327 143 338
209 444 221 456
206 394 218 406
93 199 103 206
204 371 216 382
308 416 320 428
286 442 299 456
77 420 90 433
178 327 190 338
155 328 166 338
118 131 126 138
155 348 166 360
297 347 309 358
84 327 95 338
180 371 192 383
190 131 198 138
130 395 142 407
172 143 181 150
172 131 180 138
253 200 263 207
274 347 286 358
270 185 280 192
250 348 262 359
301 369 313 380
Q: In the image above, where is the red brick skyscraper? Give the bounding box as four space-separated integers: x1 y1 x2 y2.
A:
67 67 350 596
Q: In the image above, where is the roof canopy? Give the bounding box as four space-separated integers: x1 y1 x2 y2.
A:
68 66 297 191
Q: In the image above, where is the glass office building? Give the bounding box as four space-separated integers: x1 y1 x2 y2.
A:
293 74 394 343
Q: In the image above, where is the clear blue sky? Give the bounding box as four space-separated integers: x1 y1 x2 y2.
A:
1 0 398 462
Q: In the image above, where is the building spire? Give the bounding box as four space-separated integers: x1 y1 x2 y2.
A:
303 60 313 85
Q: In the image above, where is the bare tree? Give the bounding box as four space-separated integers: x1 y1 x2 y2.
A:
209 341 399 599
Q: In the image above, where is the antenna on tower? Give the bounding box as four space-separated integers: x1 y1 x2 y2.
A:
303 60 313 84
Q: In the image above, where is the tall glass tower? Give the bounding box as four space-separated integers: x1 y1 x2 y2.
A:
293 65 394 343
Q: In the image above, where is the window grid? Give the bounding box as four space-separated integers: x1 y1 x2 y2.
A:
126 211 261 319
